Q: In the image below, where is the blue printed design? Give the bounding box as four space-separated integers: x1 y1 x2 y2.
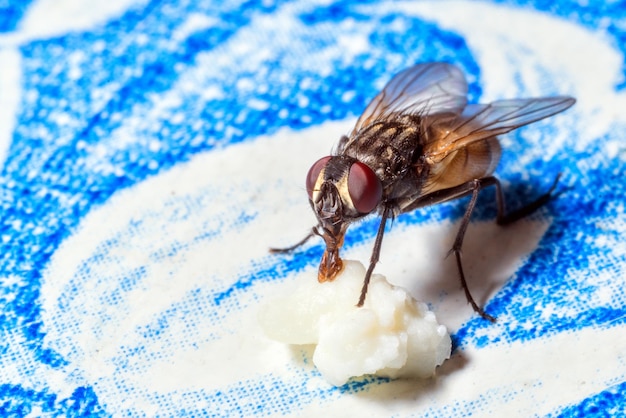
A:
0 385 103 417
552 381 626 417
0 1 32 32
495 0 626 90
0 0 624 415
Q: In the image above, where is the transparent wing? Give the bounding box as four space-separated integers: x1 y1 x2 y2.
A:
425 97 576 161
350 63 469 136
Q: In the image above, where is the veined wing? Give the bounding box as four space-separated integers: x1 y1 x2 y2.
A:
350 63 469 137
424 97 576 162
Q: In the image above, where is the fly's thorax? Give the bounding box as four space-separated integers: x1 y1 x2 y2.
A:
341 115 427 188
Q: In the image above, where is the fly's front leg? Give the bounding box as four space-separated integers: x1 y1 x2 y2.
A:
269 228 317 254
357 205 393 307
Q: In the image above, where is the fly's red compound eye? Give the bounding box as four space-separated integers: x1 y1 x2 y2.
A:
306 156 332 198
348 161 382 213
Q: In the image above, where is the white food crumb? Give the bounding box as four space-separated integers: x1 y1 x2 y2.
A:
258 260 451 386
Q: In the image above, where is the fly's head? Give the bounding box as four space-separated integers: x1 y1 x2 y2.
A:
306 155 383 282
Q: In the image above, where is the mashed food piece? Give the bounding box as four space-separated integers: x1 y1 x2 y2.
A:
258 260 451 386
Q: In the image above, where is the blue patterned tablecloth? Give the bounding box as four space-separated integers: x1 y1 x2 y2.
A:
0 0 624 416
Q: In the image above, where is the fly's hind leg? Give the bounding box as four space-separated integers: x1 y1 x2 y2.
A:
448 174 562 321
495 173 562 225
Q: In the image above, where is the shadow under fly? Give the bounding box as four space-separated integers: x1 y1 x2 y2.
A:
271 62 575 322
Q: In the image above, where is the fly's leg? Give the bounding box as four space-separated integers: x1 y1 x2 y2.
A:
357 205 392 307
449 174 562 322
269 228 316 253
448 178 498 322
495 173 562 225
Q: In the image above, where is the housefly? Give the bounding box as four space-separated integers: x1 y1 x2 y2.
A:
271 63 575 321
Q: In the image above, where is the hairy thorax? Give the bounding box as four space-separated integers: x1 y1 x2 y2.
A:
338 114 429 203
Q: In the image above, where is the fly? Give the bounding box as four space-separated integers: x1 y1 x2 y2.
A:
271 63 575 322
